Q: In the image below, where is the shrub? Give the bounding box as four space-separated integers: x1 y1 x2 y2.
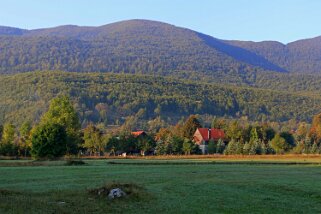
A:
65 160 86 166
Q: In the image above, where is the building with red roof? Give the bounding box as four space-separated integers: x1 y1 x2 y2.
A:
131 131 147 137
193 128 225 154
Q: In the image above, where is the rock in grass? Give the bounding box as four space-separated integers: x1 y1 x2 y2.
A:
108 188 126 199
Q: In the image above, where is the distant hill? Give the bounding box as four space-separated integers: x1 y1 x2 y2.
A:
0 26 27 35
0 71 320 126
227 36 321 73
0 20 287 74
3 19 321 75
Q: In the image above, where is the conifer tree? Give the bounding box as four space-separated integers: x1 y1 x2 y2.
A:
216 139 225 154
243 142 250 155
208 139 216 154
236 141 244 154
310 143 319 154
261 141 267 154
225 139 238 155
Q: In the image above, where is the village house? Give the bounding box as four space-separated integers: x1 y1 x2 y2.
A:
131 131 147 137
193 128 225 154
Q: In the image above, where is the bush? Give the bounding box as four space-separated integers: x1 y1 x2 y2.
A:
65 160 86 166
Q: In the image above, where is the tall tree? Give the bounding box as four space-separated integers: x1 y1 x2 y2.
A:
0 123 17 156
83 123 105 156
296 122 309 142
224 139 238 155
211 117 226 129
309 112 321 143
270 134 288 154
182 115 202 139
0 124 3 141
250 127 259 142
19 121 32 157
208 139 216 154
137 135 155 155
182 138 193 155
226 121 242 141
1 123 15 144
40 96 81 154
31 123 67 159
216 139 225 154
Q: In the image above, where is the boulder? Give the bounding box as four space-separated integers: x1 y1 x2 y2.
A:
108 188 126 199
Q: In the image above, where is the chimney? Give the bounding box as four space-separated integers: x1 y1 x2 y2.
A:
208 128 211 140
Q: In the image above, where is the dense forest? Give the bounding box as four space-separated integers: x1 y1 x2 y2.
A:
1 19 321 75
228 37 321 73
0 71 320 128
0 20 270 75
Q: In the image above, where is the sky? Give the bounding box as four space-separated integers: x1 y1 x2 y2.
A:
0 0 320 43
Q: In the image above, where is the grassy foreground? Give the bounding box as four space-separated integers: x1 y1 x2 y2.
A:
0 159 321 213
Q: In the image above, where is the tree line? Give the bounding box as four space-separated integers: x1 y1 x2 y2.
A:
1 96 321 158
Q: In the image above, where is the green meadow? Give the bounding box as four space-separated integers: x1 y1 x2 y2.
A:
0 159 321 214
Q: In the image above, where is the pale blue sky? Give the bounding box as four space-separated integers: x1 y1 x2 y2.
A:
0 0 320 43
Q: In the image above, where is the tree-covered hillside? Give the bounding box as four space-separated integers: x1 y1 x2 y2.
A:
227 36 321 73
0 20 285 74
0 71 320 127
1 19 321 75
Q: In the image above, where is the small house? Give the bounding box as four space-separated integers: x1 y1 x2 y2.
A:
131 131 147 137
193 128 225 154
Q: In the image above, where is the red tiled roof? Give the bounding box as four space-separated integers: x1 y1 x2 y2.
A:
197 128 225 141
131 131 146 137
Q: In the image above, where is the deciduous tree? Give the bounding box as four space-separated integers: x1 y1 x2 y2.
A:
270 134 288 154
31 123 67 159
182 115 202 139
83 123 105 156
40 96 81 154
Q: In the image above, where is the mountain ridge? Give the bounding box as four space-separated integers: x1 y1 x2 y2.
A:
0 19 320 74
2 19 320 45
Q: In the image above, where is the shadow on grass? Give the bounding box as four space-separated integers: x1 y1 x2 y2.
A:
65 160 86 166
107 161 321 166
0 160 88 167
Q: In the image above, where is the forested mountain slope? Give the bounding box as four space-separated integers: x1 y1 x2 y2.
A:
227 36 321 73
1 19 321 75
0 71 320 127
1 20 321 128
0 20 286 74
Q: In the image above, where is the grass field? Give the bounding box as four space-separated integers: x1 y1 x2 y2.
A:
0 158 321 213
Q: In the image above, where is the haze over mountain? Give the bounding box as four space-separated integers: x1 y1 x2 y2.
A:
1 19 320 75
